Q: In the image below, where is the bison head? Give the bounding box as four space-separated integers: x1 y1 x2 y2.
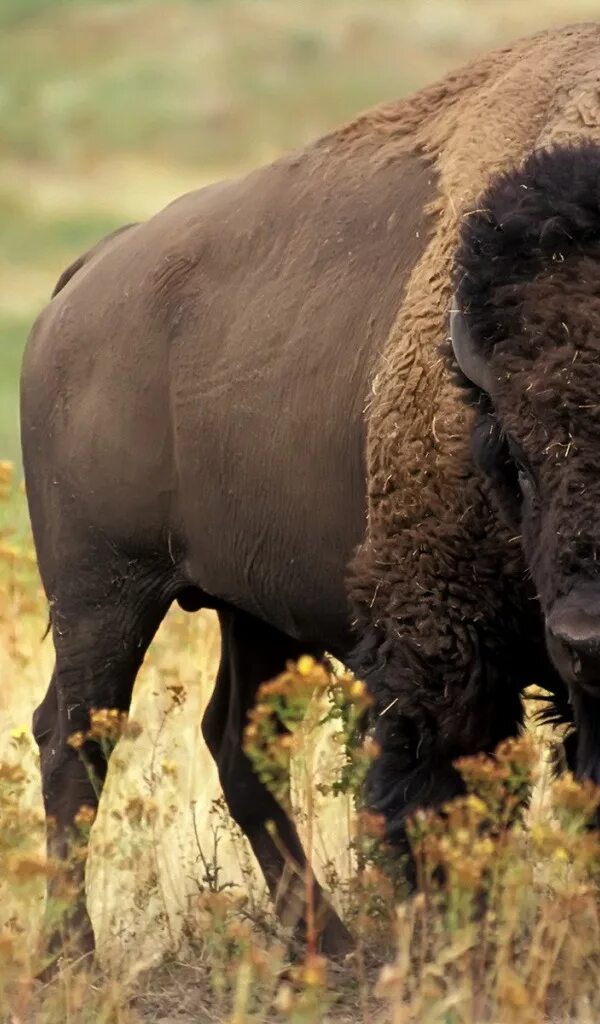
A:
453 143 600 782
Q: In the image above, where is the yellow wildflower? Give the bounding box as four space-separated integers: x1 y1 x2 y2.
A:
297 654 316 676
74 805 96 828
10 725 29 743
67 731 86 750
301 954 327 988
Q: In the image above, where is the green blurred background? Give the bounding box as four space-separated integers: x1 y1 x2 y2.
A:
3 0 600 464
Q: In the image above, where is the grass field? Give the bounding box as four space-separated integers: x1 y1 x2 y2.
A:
3 1 600 1020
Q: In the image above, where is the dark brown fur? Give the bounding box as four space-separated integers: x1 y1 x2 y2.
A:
21 22 600 962
348 21 600 835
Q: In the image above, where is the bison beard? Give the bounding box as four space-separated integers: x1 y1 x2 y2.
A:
451 142 600 802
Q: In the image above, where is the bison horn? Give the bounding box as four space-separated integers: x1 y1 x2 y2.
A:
450 295 493 393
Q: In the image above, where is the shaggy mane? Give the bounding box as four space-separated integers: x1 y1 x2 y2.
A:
454 143 600 356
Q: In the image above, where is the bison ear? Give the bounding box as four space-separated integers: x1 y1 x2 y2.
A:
450 295 493 393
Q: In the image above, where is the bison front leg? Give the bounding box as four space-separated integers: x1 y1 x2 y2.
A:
362 657 526 877
365 711 465 877
203 607 354 958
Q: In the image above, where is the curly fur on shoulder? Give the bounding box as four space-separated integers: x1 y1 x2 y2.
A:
349 26 600 840
454 143 600 354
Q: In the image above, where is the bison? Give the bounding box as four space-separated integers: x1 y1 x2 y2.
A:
21 21 600 962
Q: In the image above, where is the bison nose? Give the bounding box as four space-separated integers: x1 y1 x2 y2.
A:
546 591 600 694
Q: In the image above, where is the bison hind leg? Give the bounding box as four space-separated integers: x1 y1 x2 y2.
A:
33 552 176 972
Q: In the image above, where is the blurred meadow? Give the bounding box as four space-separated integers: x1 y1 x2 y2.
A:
3 1 600 1021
